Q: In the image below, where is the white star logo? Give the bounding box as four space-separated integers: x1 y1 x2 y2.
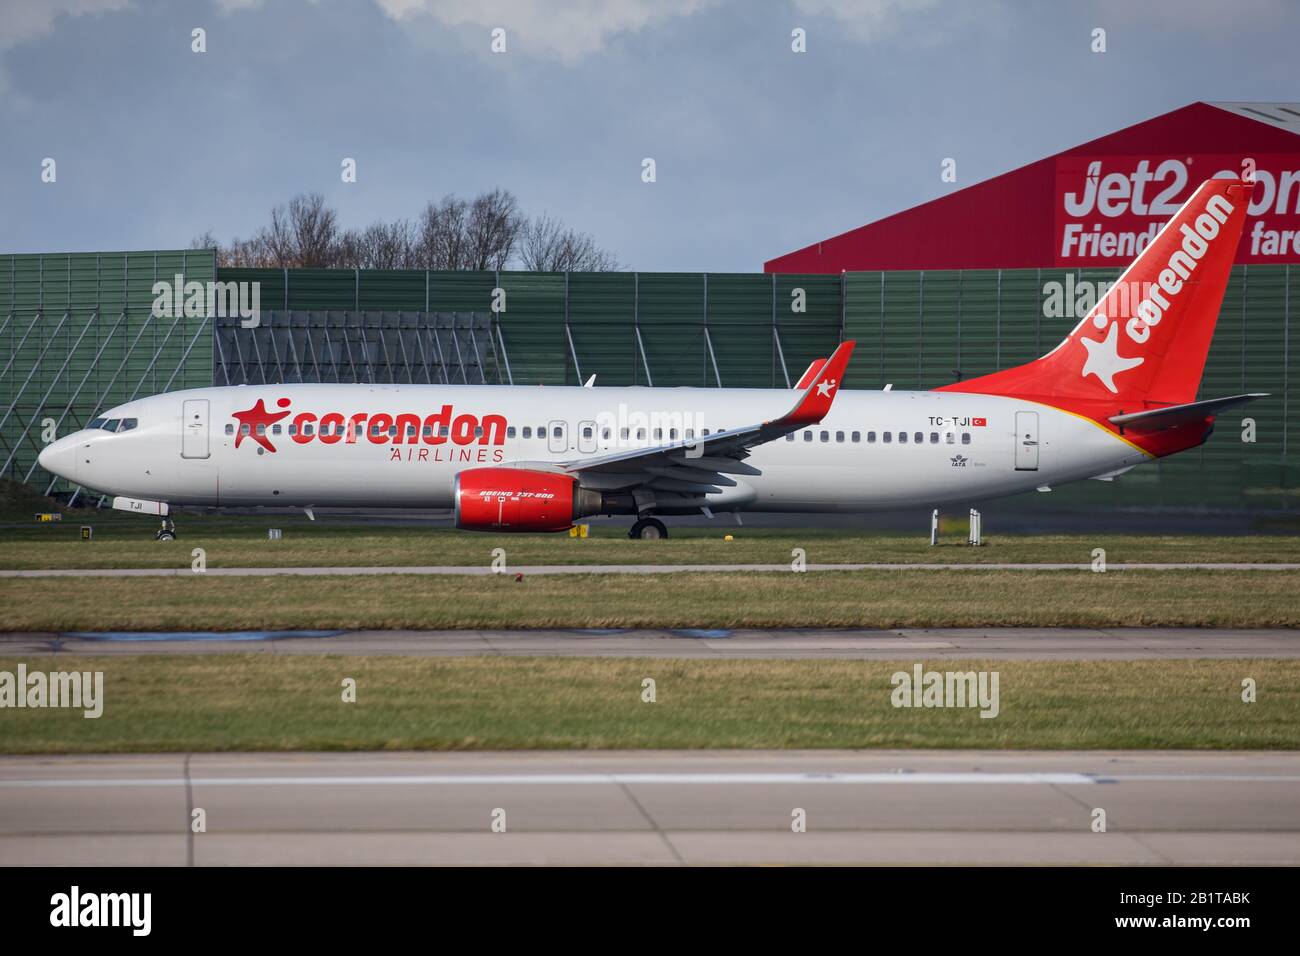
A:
1080 322 1143 394
815 377 837 397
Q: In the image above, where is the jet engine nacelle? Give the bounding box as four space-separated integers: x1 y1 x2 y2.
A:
453 467 603 532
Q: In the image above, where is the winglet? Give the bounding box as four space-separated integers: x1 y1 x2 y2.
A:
794 358 828 390
768 340 855 428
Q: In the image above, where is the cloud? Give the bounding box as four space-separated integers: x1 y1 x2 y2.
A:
215 0 267 12
0 0 132 52
791 0 1012 49
373 0 719 62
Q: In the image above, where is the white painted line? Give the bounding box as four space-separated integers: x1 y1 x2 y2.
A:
0 771 1099 788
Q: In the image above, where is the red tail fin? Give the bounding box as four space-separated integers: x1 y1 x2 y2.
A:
938 178 1252 408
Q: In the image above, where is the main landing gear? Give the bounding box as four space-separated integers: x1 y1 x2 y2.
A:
628 517 668 540
155 518 177 542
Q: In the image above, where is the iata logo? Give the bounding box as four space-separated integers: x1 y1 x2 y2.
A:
1079 192 1234 394
229 400 507 456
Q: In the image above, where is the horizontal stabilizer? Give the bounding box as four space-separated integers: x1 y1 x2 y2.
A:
1108 393 1268 430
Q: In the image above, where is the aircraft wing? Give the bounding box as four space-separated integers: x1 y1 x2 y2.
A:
551 340 855 495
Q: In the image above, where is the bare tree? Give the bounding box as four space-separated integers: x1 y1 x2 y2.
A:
465 188 525 271
413 195 471 269
519 213 620 272
262 193 339 267
341 220 415 269
193 188 620 272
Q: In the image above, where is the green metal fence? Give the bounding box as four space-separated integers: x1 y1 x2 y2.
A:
217 268 844 389
0 250 216 493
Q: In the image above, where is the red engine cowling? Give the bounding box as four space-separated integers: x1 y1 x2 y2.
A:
454 467 600 532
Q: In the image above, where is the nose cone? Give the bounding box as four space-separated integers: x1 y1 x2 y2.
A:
38 437 78 481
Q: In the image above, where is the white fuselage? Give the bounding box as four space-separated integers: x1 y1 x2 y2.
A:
39 383 1151 514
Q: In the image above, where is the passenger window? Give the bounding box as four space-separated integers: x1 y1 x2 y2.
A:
522 426 532 439
898 431 907 444
423 425 432 438
440 426 449 439
602 428 611 440
786 433 795 441
507 426 516 438
836 431 845 443
390 425 399 437
552 426 562 439
962 432 971 444
256 424 266 435
653 428 662 440
930 432 938 444
669 428 678 440
820 430 829 442
883 432 892 444
304 423 314 436
636 428 646 440
685 429 694 439
914 432 923 444
288 424 297 436
582 426 593 439
851 431 860 443
225 423 234 435
803 431 812 442
867 431 876 443
620 428 629 440
272 424 282 435
240 424 250 436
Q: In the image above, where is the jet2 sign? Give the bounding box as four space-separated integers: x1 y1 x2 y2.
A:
1054 154 1300 266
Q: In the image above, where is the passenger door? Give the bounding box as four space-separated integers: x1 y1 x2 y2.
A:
547 420 567 454
577 420 597 454
1014 410 1039 471
181 399 210 459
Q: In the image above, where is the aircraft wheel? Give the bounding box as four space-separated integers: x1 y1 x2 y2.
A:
155 529 177 541
629 517 668 540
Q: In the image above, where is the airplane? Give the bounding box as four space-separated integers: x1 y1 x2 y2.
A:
39 178 1265 540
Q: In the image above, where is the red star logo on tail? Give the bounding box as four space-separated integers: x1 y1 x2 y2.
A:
232 398 291 452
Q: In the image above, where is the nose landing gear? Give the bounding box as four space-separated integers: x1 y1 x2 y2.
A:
628 517 668 540
154 518 177 541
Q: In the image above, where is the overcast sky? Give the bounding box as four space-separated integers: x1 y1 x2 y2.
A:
1 0 1296 271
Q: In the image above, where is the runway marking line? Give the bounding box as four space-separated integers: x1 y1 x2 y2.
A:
3 771 1300 788
0 772 1099 787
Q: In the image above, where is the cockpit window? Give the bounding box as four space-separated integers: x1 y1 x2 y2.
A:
88 417 106 430
102 418 121 432
119 418 138 432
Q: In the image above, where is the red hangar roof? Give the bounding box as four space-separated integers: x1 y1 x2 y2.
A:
764 102 1300 273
